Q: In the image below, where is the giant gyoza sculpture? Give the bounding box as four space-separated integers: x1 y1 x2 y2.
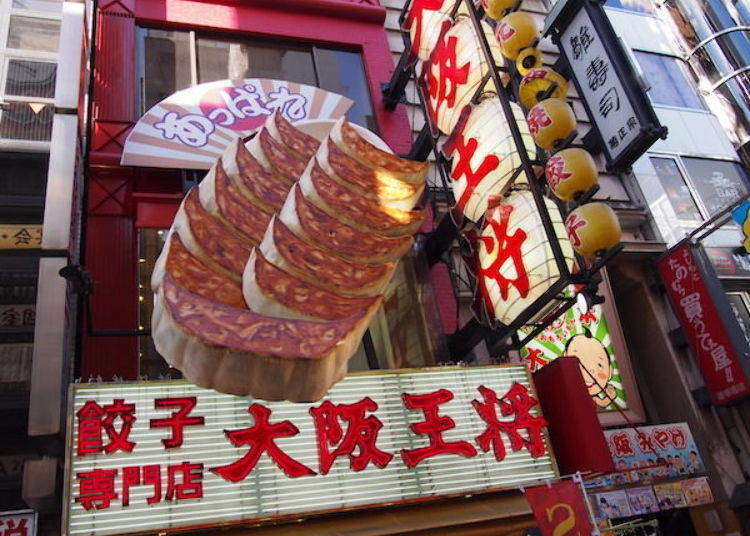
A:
151 113 427 402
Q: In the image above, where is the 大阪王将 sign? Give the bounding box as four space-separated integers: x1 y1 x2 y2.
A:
544 0 666 172
64 366 556 536
657 242 750 405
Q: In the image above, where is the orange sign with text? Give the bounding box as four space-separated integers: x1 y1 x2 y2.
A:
525 480 594 536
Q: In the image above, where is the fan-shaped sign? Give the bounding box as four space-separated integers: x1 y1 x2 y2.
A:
121 79 353 169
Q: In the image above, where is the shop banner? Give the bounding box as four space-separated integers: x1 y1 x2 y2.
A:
524 480 594 536
121 78 352 169
657 243 750 405
64 366 556 536
588 422 704 488
0 510 36 536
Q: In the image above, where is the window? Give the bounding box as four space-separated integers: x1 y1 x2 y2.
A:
605 0 654 15
727 293 750 348
0 1 60 144
0 152 49 223
634 52 705 110
650 157 702 221
682 157 749 216
651 155 750 223
139 28 377 131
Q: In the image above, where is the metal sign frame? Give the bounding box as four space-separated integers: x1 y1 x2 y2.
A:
544 0 667 173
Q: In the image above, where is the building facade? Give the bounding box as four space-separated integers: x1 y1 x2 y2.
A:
6 0 750 534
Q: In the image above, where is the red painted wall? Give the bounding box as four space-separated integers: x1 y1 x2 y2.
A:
82 0 452 379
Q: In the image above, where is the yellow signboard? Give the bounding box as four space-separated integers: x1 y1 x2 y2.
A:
0 225 42 249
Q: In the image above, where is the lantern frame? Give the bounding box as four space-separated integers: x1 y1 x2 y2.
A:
386 0 622 356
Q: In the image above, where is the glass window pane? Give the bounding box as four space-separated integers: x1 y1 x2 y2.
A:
0 102 54 141
12 0 61 12
5 60 56 98
314 47 377 131
6 16 59 52
197 38 316 86
650 157 703 221
634 52 704 109
727 293 750 348
142 29 192 112
138 228 180 380
682 157 750 215
605 0 654 14
0 152 48 224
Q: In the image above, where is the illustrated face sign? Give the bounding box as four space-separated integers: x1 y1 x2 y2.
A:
121 78 353 169
519 291 627 411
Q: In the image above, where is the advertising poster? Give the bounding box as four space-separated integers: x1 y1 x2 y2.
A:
654 482 687 509
626 486 659 514
592 490 632 520
520 294 627 411
681 477 714 506
588 423 704 488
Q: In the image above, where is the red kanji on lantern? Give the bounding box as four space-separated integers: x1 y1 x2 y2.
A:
545 154 572 191
565 213 587 248
310 397 393 474
150 397 205 449
495 20 516 41
472 382 547 461
211 403 315 482
76 469 118 511
527 106 552 136
610 432 634 457
401 389 477 468
426 35 471 121
405 0 445 58
2 518 29 536
166 462 204 501
451 135 501 213
523 348 547 372
478 205 530 302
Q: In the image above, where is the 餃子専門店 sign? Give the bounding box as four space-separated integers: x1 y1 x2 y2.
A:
64 366 556 535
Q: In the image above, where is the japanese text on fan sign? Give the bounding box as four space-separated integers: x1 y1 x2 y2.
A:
73 382 548 511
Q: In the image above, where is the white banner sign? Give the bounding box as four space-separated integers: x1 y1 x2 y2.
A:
0 510 37 536
64 366 556 535
560 8 640 164
121 78 352 170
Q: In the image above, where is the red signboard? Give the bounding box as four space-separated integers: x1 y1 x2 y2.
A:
524 480 594 536
657 243 750 405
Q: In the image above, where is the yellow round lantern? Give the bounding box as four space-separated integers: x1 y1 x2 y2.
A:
426 16 505 135
482 0 517 19
449 97 536 221
526 98 576 151
477 189 574 326
494 12 539 60
518 68 569 110
516 48 543 76
544 148 598 202
565 202 622 259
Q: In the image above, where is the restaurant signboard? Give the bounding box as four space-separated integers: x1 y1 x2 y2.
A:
544 0 666 172
0 510 36 536
657 242 750 405
64 366 556 535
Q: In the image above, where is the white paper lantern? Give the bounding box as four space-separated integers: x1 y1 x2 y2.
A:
425 16 505 135
406 0 458 61
477 189 574 326
449 97 536 221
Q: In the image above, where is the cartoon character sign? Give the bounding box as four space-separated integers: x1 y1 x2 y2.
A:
566 329 618 408
519 288 627 411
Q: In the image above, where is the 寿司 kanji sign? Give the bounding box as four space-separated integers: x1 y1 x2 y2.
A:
64 366 556 536
657 242 750 405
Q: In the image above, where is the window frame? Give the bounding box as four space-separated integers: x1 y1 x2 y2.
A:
633 50 708 112
0 0 60 150
135 26 378 131
650 153 750 224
